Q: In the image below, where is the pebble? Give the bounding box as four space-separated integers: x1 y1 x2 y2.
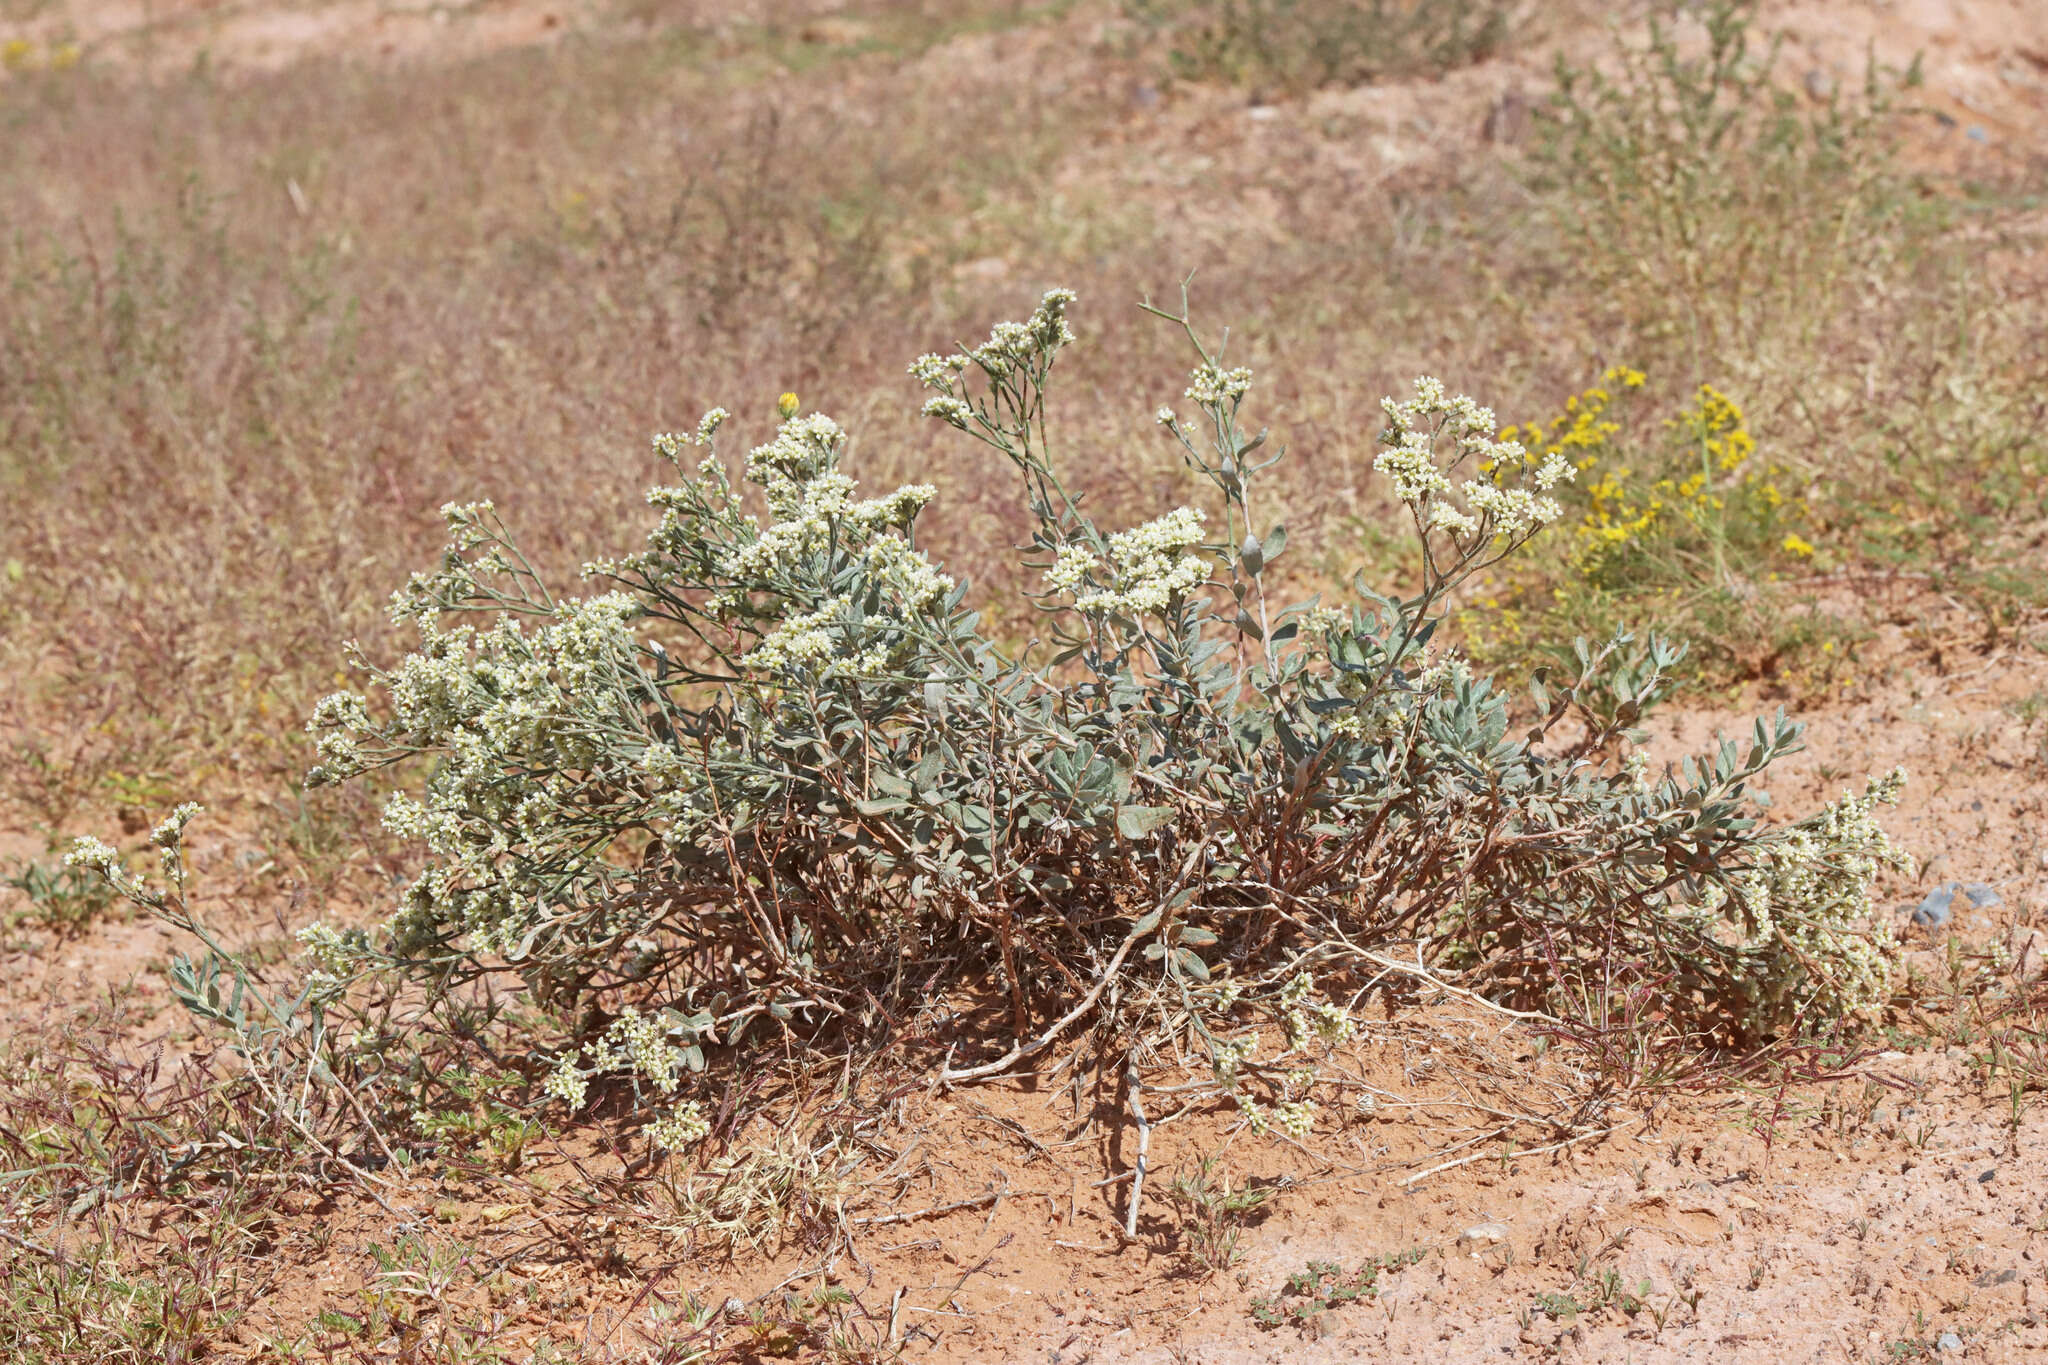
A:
1911 885 1955 928
1457 1223 1510 1255
1937 1331 1964 1352
1907 881 2002 927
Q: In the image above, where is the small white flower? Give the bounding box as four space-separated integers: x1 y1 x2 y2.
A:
1185 364 1253 406
647 1104 711 1150
921 396 972 428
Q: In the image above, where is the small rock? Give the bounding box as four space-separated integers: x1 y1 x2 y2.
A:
1805 68 1836 100
1977 1168 1996 1184
1911 885 1955 928
1974 1268 2018 1287
1966 125 1989 144
1907 881 2000 928
1457 1222 1510 1254
1937 1330 1964 1352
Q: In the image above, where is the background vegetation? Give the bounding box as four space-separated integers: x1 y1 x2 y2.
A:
4 0 2047 1359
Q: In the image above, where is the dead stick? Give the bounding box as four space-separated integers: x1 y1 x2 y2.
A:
937 921 1148 1086
1122 1059 1150 1240
848 1188 1002 1227
1397 1122 1626 1188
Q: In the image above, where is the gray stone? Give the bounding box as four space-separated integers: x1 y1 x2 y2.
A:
1911 884 1955 928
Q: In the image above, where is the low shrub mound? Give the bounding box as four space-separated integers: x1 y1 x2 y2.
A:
79 292 1907 1158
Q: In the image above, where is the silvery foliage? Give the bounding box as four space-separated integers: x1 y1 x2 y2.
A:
298 290 1907 1135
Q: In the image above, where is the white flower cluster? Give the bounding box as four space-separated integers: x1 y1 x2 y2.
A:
968 288 1077 380
1185 363 1252 407
1680 767 1911 1021
691 412 952 682
298 921 365 965
907 350 970 391
1236 1094 1317 1139
1209 1032 1259 1089
64 806 209 912
1275 1098 1318 1138
150 802 203 848
295 920 371 1005
1375 377 1573 543
1043 506 1211 618
744 412 845 491
910 289 1077 398
306 690 373 783
1215 972 1349 1140
646 1105 713 1150
650 407 730 465
1277 971 1355 1050
543 1007 713 1150
306 592 655 957
921 395 972 428
63 834 126 885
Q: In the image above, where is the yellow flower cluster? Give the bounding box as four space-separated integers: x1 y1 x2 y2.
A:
1680 384 1757 474
1506 371 1816 583
2 38 81 70
1498 364 1638 476
1502 367 1650 565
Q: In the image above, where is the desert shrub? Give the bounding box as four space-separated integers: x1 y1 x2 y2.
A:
1531 0 1919 374
1463 0 2048 687
90 291 1908 1154
1124 0 1512 96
